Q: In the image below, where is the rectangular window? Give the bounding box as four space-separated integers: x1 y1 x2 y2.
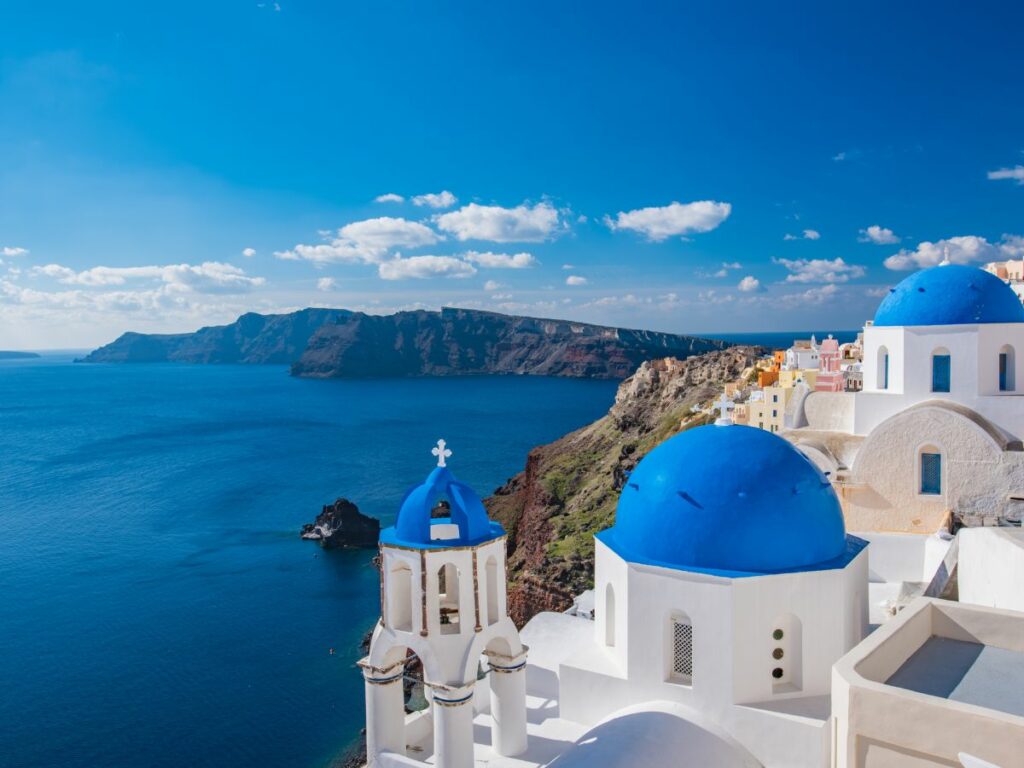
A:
1000 353 1009 391
671 619 693 680
921 453 942 495
932 355 951 393
773 394 778 403
883 354 889 389
772 409 777 418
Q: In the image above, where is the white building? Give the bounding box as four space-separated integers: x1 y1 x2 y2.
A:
785 336 821 370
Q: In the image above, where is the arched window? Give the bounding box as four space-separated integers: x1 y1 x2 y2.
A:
931 348 951 393
437 562 461 635
919 446 942 496
604 584 616 647
1000 345 1016 392
667 611 693 684
877 346 889 390
387 561 413 632
485 555 499 626
771 614 803 693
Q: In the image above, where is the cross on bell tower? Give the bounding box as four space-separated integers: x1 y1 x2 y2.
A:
432 438 452 467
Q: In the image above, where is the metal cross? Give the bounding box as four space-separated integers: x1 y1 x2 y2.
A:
432 439 452 467
712 394 734 425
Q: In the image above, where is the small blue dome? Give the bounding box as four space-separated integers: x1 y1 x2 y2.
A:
598 425 849 575
380 464 503 549
874 264 1024 327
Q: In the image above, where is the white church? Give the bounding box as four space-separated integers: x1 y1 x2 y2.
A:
358 264 1024 768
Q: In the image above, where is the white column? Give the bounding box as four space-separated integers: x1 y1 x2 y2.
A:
430 682 476 768
488 650 528 757
362 662 406 764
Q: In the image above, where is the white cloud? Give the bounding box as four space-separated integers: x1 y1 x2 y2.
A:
30 261 265 293
987 165 1024 185
721 261 742 270
377 255 476 280
737 275 762 292
833 152 847 162
791 283 839 305
883 235 1001 271
435 202 562 243
603 200 731 242
483 280 502 291
2 247 28 257
375 193 405 203
1000 235 1024 258
412 190 457 209
276 216 440 264
774 257 865 284
858 225 900 245
561 263 574 270
316 277 337 291
566 275 588 286
490 293 512 300
784 229 820 241
463 250 537 269
242 247 256 258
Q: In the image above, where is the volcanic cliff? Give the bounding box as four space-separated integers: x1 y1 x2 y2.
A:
80 306 730 379
483 345 764 625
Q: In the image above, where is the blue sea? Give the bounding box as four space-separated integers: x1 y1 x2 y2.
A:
0 356 618 768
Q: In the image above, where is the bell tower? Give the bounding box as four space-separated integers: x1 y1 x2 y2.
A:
359 440 528 768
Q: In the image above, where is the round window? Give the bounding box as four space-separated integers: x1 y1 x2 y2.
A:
772 629 784 641
772 667 784 679
772 648 784 660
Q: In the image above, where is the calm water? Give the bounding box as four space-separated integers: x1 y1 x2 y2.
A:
0 357 617 768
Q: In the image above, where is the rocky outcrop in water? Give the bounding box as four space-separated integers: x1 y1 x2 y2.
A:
301 498 380 548
483 346 765 626
80 306 730 379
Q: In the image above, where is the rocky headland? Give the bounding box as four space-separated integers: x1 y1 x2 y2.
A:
0 351 41 359
483 346 765 626
79 307 730 379
301 498 380 548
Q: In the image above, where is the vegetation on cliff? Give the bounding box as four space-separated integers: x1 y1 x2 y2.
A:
484 346 765 626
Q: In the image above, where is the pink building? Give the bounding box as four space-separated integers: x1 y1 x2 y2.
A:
815 334 844 392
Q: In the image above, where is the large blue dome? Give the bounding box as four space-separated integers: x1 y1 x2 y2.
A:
873 264 1024 327
597 425 850 576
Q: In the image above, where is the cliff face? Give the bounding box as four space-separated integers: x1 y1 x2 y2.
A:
79 308 352 364
81 306 730 379
484 346 765 626
291 307 729 379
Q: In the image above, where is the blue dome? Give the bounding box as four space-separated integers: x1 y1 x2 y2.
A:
380 464 503 549
597 425 850 576
874 264 1024 327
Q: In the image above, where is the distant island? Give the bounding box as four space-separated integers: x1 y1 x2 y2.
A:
0 351 41 360
79 307 731 380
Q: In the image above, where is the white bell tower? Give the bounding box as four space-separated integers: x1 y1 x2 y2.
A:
359 440 528 768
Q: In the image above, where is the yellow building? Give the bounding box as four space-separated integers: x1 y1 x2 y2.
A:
777 368 818 389
744 385 794 434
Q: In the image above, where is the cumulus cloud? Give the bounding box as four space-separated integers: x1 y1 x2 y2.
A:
858 225 900 245
412 190 457 209
737 275 762 292
276 217 440 264
435 202 562 243
378 255 476 280
242 247 256 258
463 250 537 269
791 283 839 305
773 257 865 283
833 151 847 162
565 275 588 286
375 193 405 203
2 247 28 257
784 229 821 241
603 200 731 242
987 166 1024 185
30 261 265 293
316 277 337 291
483 280 502 291
882 235 1006 271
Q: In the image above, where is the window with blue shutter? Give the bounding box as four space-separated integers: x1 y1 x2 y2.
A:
932 354 951 393
920 453 942 495
882 353 889 389
1000 352 1009 391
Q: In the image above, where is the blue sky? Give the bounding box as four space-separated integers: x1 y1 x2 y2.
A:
2 2 1024 348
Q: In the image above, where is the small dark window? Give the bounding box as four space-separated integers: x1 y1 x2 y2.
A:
921 452 942 495
772 629 784 641
932 354 951 393
772 648 784 660
772 667 784 679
